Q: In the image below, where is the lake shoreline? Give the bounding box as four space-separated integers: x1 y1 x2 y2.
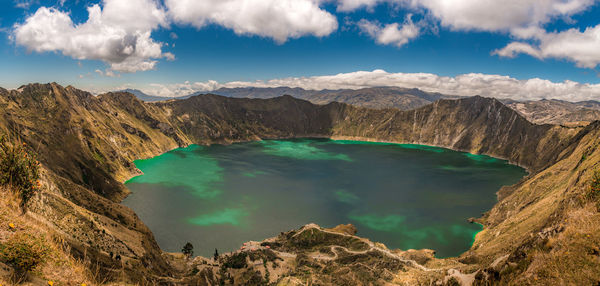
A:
123 138 526 258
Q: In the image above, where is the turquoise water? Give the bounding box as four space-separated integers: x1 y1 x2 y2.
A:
123 139 526 257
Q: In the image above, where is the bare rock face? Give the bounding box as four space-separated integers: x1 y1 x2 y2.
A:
1 83 598 284
505 98 600 125
328 224 358 235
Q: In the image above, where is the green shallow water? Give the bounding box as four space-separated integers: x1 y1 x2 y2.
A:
123 138 527 257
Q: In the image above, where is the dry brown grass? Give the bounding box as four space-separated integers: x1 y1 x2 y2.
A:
520 206 600 285
0 186 93 285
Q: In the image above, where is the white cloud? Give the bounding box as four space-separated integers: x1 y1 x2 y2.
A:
493 42 544 59
358 15 419 47
124 70 600 102
338 0 595 35
12 0 171 73
412 0 594 35
494 24 600 68
140 80 221 98
337 0 382 11
337 0 600 69
14 0 37 9
165 0 338 43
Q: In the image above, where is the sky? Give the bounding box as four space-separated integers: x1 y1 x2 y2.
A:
2 0 600 101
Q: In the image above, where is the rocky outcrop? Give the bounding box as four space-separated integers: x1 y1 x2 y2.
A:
163 223 444 285
1 83 598 284
505 98 600 125
330 96 578 172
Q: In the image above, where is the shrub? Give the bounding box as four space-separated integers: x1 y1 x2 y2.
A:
223 252 248 269
0 136 40 209
0 233 49 278
182 242 194 258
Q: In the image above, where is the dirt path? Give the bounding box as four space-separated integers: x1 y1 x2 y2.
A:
291 224 438 272
234 224 476 285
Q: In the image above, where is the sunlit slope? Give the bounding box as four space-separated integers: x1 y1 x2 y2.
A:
0 82 595 284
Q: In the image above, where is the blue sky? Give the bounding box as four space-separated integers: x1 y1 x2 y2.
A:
2 0 600 101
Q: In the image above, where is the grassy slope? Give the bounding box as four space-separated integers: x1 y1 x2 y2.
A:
465 122 600 284
0 83 599 284
0 186 90 285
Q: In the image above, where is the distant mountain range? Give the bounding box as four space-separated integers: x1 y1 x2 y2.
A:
121 86 455 109
117 89 191 102
121 86 600 125
210 86 456 110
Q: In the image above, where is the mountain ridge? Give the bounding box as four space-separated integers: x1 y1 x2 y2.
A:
124 86 600 125
0 83 598 285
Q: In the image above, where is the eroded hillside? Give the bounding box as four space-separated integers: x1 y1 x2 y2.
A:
0 83 598 285
505 99 600 126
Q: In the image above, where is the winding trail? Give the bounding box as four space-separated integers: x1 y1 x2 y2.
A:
288 224 441 272
232 224 478 285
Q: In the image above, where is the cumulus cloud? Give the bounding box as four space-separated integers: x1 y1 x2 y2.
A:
339 0 594 35
165 0 338 43
358 15 419 47
412 0 594 35
494 24 600 68
130 70 600 102
141 81 221 98
339 0 599 67
12 0 171 73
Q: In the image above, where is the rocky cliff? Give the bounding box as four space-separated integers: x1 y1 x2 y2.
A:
505 99 600 125
0 83 598 285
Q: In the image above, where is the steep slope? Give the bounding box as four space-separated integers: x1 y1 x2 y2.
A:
0 83 595 285
0 84 182 283
464 121 600 284
330 96 577 172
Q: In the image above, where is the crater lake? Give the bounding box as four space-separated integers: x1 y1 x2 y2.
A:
123 138 527 257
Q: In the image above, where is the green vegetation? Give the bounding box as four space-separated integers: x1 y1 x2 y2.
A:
182 242 194 258
223 252 248 269
286 228 369 252
0 233 49 279
0 136 41 209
